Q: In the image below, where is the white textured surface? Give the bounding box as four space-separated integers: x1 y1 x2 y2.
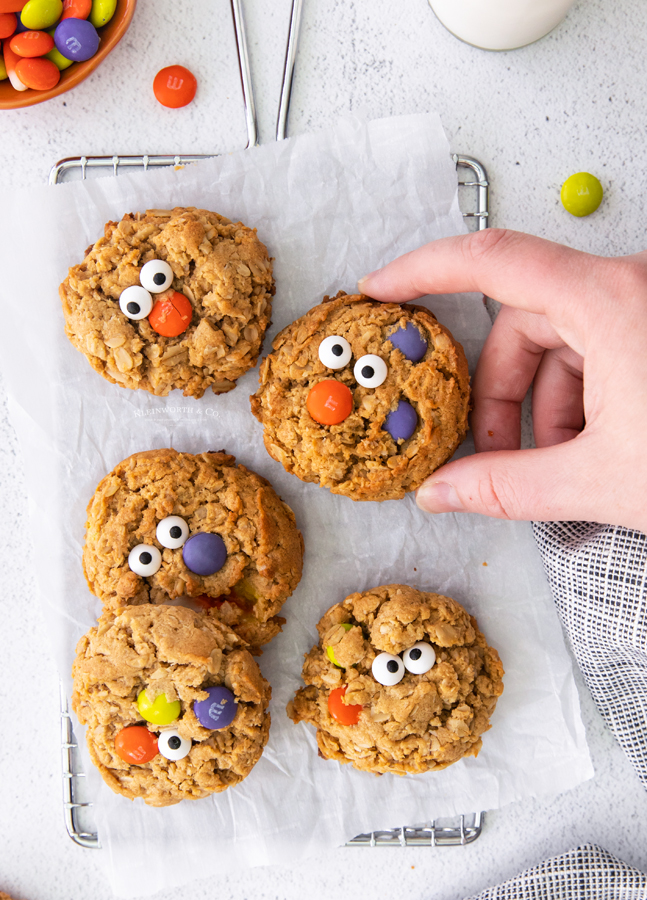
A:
1 1 647 898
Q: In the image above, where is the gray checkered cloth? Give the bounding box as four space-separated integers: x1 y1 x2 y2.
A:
466 844 647 899
532 522 647 789
467 522 647 900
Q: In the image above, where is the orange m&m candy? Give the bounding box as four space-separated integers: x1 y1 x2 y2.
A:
148 291 193 337
0 1 27 11
114 725 159 764
15 56 59 90
328 685 362 726
0 12 16 38
153 64 197 108
61 0 91 18
10 29 54 56
306 379 353 425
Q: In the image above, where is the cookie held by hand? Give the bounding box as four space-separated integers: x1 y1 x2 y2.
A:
60 207 274 398
72 604 271 806
83 449 304 651
250 292 470 501
288 585 504 775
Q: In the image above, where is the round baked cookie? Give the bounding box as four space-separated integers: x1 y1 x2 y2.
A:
287 585 504 775
72 604 271 806
250 292 470 501
83 449 304 650
60 207 274 398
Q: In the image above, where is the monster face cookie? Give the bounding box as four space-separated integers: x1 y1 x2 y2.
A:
60 207 274 398
72 604 271 806
83 449 304 650
288 585 504 775
250 292 470 501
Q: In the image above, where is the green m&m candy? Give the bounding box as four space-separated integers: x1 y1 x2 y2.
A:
137 689 181 725
560 172 603 217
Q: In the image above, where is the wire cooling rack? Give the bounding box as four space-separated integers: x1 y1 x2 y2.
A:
54 0 490 851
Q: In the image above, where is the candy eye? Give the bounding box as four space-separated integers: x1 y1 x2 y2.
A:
158 729 191 761
354 354 387 388
402 642 436 674
119 285 153 320
140 259 173 293
128 544 162 577
371 652 405 686
319 335 352 369
156 516 189 549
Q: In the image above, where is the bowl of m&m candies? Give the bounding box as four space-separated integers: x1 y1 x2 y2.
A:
0 0 136 108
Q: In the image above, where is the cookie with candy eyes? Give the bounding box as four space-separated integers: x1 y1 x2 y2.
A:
83 449 304 651
60 206 274 398
72 604 271 806
287 585 504 775
250 291 470 502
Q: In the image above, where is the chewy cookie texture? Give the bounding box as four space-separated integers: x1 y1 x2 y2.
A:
288 585 504 775
72 605 271 806
83 449 304 651
251 292 470 501
60 207 274 398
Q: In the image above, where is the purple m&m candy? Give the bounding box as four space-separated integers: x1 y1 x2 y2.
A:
182 532 227 576
55 18 99 61
194 686 238 730
388 322 427 362
383 399 418 442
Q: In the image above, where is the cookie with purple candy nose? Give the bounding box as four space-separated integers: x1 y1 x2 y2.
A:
251 292 470 501
83 449 304 651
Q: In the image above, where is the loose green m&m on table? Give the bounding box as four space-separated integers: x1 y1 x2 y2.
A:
137 688 181 725
560 172 603 217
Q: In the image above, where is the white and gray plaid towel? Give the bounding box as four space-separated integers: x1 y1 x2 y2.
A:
532 521 647 788
468 522 647 899
466 843 647 899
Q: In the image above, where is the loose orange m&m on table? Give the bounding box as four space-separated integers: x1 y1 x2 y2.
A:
148 291 193 337
306 379 353 425
153 64 197 108
328 685 362 725
115 725 159 765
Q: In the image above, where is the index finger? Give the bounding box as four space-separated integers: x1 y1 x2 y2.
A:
358 229 619 334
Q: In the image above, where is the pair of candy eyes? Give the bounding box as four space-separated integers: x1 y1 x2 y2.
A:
371 642 437 685
118 259 174 320
319 335 388 389
128 515 190 576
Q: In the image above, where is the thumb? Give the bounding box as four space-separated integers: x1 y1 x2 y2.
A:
416 440 604 524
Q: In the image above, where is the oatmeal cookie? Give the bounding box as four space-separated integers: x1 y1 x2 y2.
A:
287 585 503 775
72 604 271 806
83 449 304 650
60 207 274 398
250 292 470 501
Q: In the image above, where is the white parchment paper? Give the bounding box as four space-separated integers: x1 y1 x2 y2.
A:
0 114 593 896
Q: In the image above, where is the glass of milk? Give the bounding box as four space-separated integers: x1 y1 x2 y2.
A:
428 0 578 50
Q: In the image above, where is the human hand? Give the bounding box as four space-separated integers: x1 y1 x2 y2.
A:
358 229 647 531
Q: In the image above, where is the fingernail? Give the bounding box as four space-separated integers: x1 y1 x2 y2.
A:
416 481 464 514
357 272 376 291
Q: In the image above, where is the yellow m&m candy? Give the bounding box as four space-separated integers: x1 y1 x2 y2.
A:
326 623 353 668
137 689 181 725
560 172 603 217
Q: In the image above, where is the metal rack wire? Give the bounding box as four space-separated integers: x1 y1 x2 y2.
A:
54 0 490 851
49 0 257 185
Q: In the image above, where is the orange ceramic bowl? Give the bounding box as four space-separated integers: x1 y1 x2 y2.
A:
0 0 136 109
